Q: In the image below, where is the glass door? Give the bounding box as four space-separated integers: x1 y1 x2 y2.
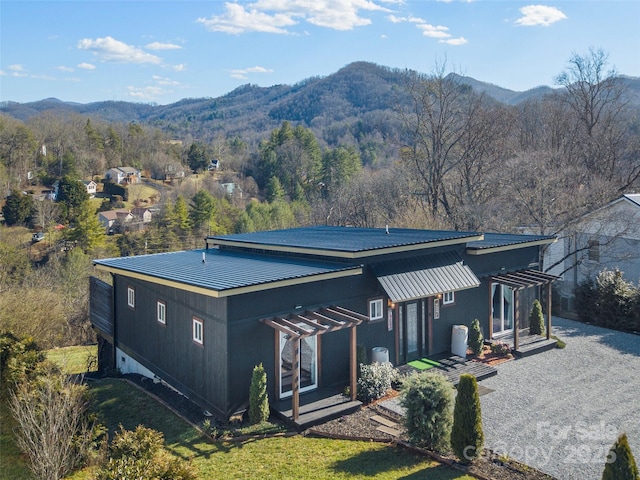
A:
279 329 317 398
492 284 514 336
406 302 419 361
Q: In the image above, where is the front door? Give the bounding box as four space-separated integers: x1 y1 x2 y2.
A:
279 330 317 399
398 301 424 363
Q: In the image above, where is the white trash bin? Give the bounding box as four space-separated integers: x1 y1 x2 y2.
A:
451 325 468 359
371 346 389 364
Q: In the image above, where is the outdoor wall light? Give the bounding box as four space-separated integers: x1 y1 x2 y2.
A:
387 298 395 308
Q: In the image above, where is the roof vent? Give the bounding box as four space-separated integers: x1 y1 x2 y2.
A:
385 224 389 234
202 252 206 263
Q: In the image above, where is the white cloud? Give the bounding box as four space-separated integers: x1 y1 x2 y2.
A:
127 85 166 100
198 0 392 34
172 64 187 72
9 64 25 72
152 75 181 86
57 66 74 72
146 41 183 50
440 36 467 46
78 63 96 70
418 24 451 39
515 5 567 26
78 36 162 64
388 14 425 24
230 65 274 79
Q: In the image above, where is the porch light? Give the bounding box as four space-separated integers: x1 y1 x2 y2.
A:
387 298 395 309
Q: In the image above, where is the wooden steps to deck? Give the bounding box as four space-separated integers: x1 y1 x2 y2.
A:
513 338 557 357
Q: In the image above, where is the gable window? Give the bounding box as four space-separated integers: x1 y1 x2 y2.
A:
127 286 135 309
369 298 384 321
157 300 166 325
192 317 203 345
588 240 600 262
443 291 455 305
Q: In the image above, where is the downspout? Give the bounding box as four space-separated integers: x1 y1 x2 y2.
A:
111 272 117 371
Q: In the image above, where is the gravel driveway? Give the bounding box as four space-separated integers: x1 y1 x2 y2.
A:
479 317 640 480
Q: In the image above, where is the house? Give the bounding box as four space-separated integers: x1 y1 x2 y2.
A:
83 180 97 197
546 193 640 312
98 209 135 233
131 207 153 224
90 226 557 423
105 167 141 185
220 182 242 198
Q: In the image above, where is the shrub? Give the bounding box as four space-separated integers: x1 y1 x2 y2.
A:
400 372 455 453
468 319 483 356
248 363 269 424
356 344 368 377
602 433 639 480
528 299 545 335
451 373 484 463
96 425 197 480
357 362 397 403
490 342 511 356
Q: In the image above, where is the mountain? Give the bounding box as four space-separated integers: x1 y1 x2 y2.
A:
1 62 638 144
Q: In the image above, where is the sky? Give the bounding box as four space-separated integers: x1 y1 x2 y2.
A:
1 0 639 106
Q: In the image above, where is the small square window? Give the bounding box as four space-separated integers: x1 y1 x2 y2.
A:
193 317 203 345
369 298 384 321
588 240 600 262
443 291 455 305
157 300 166 325
127 287 135 309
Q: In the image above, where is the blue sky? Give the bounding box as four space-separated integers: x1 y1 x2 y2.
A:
1 0 639 105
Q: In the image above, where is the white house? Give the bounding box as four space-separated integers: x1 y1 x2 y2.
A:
131 207 153 224
547 193 640 311
105 167 141 185
83 180 97 197
98 209 135 233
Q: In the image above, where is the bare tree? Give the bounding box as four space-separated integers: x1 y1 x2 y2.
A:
9 366 94 480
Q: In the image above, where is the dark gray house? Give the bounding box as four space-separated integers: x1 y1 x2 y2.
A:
90 226 557 422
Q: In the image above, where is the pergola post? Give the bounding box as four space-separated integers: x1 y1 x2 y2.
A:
349 325 357 401
513 289 520 350
488 282 493 339
292 337 300 421
546 283 552 340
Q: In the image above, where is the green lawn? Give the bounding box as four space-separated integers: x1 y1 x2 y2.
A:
73 378 476 480
46 344 98 375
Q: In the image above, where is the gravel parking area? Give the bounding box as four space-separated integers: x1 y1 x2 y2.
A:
479 317 640 480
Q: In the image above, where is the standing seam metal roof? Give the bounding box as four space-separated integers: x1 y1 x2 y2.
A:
371 252 480 302
93 249 361 292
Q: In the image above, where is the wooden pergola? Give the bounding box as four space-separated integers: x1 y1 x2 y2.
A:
488 269 560 350
260 305 367 421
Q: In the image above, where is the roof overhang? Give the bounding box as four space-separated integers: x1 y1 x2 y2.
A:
466 237 556 255
372 252 480 303
261 305 368 339
490 269 560 290
94 264 363 298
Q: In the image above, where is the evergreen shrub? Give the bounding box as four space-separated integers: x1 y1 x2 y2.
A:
357 362 397 403
529 299 545 335
601 433 639 480
468 319 484 355
451 373 484 463
249 363 269 424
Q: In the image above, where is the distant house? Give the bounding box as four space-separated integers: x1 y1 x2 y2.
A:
220 182 242 198
98 209 134 233
131 207 153 224
105 167 141 185
546 193 640 311
83 180 97 197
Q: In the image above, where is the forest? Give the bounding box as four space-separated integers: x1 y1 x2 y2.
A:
0 48 639 349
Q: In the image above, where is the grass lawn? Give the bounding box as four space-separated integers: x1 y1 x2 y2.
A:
69 378 476 480
46 344 98 375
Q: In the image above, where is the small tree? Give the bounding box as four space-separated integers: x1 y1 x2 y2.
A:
400 372 455 453
249 363 269 424
529 299 545 336
451 373 484 463
602 433 639 480
468 319 484 355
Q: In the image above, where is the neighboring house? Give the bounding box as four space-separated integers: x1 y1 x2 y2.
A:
90 226 557 422
98 209 134 233
220 182 242 197
105 167 141 185
131 207 153 224
546 194 640 312
83 180 97 197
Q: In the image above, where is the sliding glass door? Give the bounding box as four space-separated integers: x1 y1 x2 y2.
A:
492 284 514 336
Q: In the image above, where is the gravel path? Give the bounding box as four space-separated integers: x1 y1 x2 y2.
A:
479 317 640 480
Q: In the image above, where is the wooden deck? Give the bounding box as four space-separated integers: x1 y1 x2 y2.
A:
272 387 361 431
497 330 558 357
396 353 498 386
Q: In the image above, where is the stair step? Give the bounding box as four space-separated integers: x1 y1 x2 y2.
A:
370 414 399 428
376 425 402 437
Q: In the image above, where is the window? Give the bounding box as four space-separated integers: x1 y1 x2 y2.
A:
157 300 166 325
127 286 135 309
369 298 384 321
588 240 600 262
192 317 203 345
443 291 455 305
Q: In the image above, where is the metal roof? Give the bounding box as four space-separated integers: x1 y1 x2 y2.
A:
466 233 556 254
208 226 481 258
371 252 480 302
93 249 362 297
